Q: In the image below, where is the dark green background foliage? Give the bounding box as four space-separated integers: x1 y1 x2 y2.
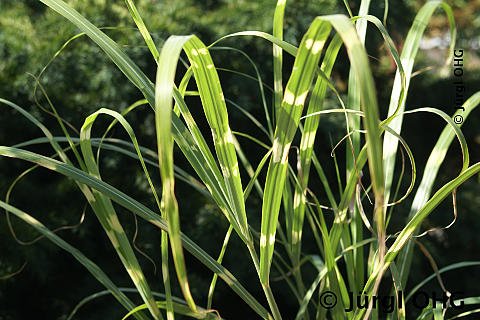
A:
0 0 479 319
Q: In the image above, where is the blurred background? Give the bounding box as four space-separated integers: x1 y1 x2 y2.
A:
0 0 479 319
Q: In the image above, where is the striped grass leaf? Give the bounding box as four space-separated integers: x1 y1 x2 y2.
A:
260 12 387 290
260 18 332 285
273 0 287 127
287 11 409 289
172 82 245 241
1 98 159 320
308 192 349 318
182 37 249 240
0 201 150 320
125 0 159 61
176 37 281 318
288 34 343 300
13 136 212 199
322 16 386 272
37 0 235 238
0 146 271 319
173 65 250 243
80 110 161 319
9 2 477 319
155 35 197 313
291 33 342 268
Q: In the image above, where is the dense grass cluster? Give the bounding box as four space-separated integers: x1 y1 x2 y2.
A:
1 0 479 319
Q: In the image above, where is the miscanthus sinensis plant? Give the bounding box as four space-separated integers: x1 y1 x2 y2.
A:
1 0 479 319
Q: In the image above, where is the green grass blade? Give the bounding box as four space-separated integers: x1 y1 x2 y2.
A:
207 225 233 310
325 17 386 280
125 0 160 61
0 201 150 320
382 1 456 206
294 259 327 320
37 0 235 239
156 35 197 313
261 13 386 288
273 0 287 127
397 92 480 287
346 0 370 180
260 19 332 285
243 148 273 201
211 46 273 138
232 134 265 199
356 163 480 320
291 33 342 269
183 37 249 240
0 146 271 319
80 111 161 319
1 98 158 319
173 86 245 240
14 136 212 199
39 0 155 101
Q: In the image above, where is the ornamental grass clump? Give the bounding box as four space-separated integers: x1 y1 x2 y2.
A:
1 0 480 319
